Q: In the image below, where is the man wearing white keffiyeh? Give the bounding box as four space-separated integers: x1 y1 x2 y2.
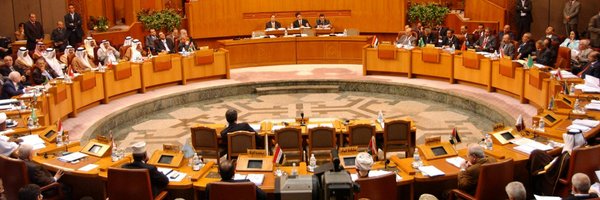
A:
15 47 33 73
124 39 145 62
83 36 97 59
72 47 96 73
97 40 120 65
42 48 65 78
60 45 75 65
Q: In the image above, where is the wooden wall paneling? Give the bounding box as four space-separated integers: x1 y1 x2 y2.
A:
464 0 507 28
91 22 145 47
1 0 15 40
12 0 42 33
104 0 115 26
530 0 550 39
41 0 68 36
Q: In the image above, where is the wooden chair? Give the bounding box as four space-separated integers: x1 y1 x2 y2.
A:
555 47 572 70
449 159 514 200
557 145 600 196
0 155 63 200
191 126 221 164
383 119 413 159
227 131 256 160
207 182 257 200
308 126 336 163
348 124 376 151
275 127 303 163
354 173 397 200
107 168 167 200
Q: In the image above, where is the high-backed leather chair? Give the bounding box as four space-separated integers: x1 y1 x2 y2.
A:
0 155 63 200
191 126 221 164
275 127 303 163
555 47 571 70
450 159 514 200
383 119 413 159
207 182 257 200
348 124 375 151
107 168 167 200
227 131 256 160
557 145 600 196
308 126 336 163
354 173 397 200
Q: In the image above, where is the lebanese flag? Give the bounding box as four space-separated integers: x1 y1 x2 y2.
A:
371 36 379 48
368 136 377 156
272 144 284 164
500 48 505 58
515 114 525 132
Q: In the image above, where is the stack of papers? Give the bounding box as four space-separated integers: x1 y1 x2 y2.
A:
249 124 261 132
58 152 87 162
78 164 98 172
575 76 600 93
349 170 402 182
511 138 553 154
445 157 466 168
550 70 578 79
233 174 265 186
157 167 187 182
534 195 561 200
418 166 445 177
19 135 46 150
567 119 600 132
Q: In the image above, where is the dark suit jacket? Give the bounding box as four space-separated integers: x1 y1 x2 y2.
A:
25 160 55 187
24 21 44 50
145 35 158 51
30 67 58 86
265 21 281 29
498 31 515 41
64 12 83 38
499 42 516 58
536 48 555 66
516 0 533 22
292 19 310 28
219 122 258 149
206 179 267 200
583 61 600 79
563 1 581 25
563 193 599 200
441 36 460 49
122 161 169 197
419 33 437 45
475 35 497 52
51 28 68 51
457 157 496 195
517 40 536 59
155 38 175 54
1 80 24 99
316 19 331 27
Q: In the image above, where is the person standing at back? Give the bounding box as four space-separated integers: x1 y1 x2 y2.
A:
563 0 580 36
64 4 83 47
516 0 533 38
24 13 44 51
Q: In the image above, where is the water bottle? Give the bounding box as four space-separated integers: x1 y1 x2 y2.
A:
570 83 575 95
56 130 63 146
291 163 298 176
111 146 119 162
538 120 545 130
309 154 317 171
412 147 422 168
485 133 493 150
343 29 348 36
284 29 288 36
192 153 201 171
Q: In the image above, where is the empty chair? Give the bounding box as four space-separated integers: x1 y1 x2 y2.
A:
107 168 167 200
274 127 303 163
355 173 397 200
348 124 375 151
191 126 221 163
556 145 600 196
207 182 257 200
308 126 336 163
383 119 413 159
227 131 256 160
449 159 514 200
0 155 63 200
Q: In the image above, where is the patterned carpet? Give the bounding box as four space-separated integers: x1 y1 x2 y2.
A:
113 91 494 153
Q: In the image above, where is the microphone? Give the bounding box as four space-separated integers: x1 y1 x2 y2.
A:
300 112 305 126
331 148 341 172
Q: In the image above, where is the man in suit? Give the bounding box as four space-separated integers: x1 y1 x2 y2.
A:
396 28 416 47
219 109 259 151
441 29 460 50
177 36 195 52
500 34 516 59
419 28 437 45
474 28 497 53
517 33 536 60
458 144 495 195
564 0 581 36
516 0 533 38
51 21 68 52
206 160 267 200
24 13 44 51
534 40 555 66
30 59 58 85
0 36 11 59
498 25 515 41
1 72 27 99
580 51 600 78
17 144 68 198
292 12 310 28
572 39 593 74
542 26 559 43
145 29 158 54
472 24 485 42
315 13 331 29
155 32 175 54
122 142 169 198
265 14 281 30
563 173 599 200
589 9 600 48
18 184 42 200
64 4 83 47
0 56 26 79
460 25 475 49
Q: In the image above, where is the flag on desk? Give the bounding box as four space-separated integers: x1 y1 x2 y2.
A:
563 79 569 95
453 127 461 143
273 144 285 164
68 66 75 78
418 37 425 47
556 67 563 81
526 55 534 69
460 41 467 51
368 136 377 156
515 114 525 132
499 48 505 59
371 36 379 48
57 121 64 138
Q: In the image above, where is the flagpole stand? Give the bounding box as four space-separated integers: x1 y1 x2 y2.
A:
274 163 285 177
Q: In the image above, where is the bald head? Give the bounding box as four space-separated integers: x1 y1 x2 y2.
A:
17 144 33 161
219 160 236 181
8 71 21 82
572 173 591 194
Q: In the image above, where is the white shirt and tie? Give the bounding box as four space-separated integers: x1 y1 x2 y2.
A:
161 40 170 52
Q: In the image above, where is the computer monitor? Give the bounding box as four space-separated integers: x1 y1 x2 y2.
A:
158 155 174 164
431 146 448 156
247 160 263 169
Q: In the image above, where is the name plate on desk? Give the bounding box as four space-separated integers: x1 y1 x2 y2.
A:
417 142 457 160
236 154 273 172
152 55 172 72
421 47 441 64
194 50 215 65
40 129 57 143
462 51 481 69
79 72 97 92
114 62 132 81
81 136 112 157
537 110 562 127
499 58 517 78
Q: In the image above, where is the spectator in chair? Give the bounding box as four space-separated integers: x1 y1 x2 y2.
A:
505 181 526 200
563 173 599 200
355 152 374 178
457 144 496 195
121 142 169 198
206 160 266 200
219 109 259 151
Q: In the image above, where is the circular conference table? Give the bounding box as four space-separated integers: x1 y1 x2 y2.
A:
7 36 600 200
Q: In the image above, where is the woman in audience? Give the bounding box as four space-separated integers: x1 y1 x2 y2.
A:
560 31 580 50
528 129 587 196
14 23 25 41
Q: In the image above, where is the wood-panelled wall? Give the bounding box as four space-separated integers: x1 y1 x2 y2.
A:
186 0 406 39
0 0 68 41
464 0 507 29
527 0 599 38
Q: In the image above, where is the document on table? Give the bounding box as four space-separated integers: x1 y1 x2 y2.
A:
512 138 553 154
58 152 88 163
271 125 285 131
418 166 445 177
19 134 46 150
566 124 591 132
157 167 186 182
446 157 466 168
534 194 561 200
572 119 600 128
233 174 265 186
350 170 402 182
249 123 261 132
78 164 98 172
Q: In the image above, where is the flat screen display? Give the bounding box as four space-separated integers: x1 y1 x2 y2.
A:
501 132 515 140
562 98 572 105
343 157 356 167
431 146 448 156
44 130 55 138
247 160 263 169
89 145 102 153
544 114 556 123
158 155 174 164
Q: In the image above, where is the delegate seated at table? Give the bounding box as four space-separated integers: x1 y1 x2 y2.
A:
265 14 281 30
315 14 331 29
292 12 310 28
